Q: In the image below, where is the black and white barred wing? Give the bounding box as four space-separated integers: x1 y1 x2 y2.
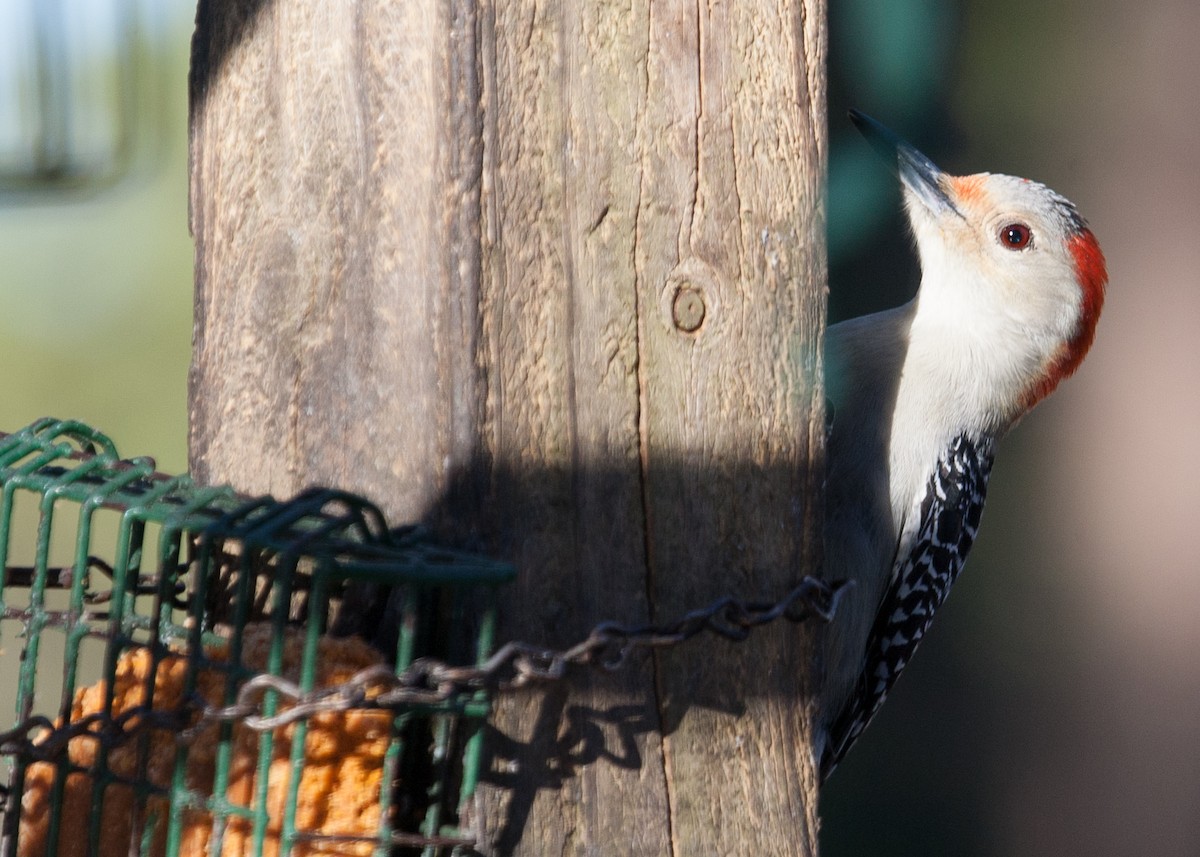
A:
821 434 994 780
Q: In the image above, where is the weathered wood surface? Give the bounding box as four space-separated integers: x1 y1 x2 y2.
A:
189 1 827 854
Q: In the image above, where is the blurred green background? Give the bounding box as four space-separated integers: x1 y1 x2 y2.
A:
2 1 1196 855
0 0 193 473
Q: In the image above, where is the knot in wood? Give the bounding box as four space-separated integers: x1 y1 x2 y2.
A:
671 285 706 333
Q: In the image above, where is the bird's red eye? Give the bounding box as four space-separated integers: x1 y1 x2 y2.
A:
999 223 1032 250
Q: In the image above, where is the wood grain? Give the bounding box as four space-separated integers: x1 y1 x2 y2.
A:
190 0 827 853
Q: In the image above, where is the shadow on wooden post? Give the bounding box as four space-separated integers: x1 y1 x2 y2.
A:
189 0 829 854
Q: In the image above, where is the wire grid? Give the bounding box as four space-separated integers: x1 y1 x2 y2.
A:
0 418 513 857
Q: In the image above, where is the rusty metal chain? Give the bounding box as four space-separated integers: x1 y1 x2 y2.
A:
0 576 848 758
203 574 848 731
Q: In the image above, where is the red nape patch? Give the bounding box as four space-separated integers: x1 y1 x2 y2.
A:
1069 228 1108 321
1022 228 1108 409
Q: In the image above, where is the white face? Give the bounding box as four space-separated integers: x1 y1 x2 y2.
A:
847 109 1100 341
902 169 1099 364
905 172 1085 333
848 109 1107 418
902 168 1107 414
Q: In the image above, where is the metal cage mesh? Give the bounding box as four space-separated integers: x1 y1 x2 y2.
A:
0 419 512 857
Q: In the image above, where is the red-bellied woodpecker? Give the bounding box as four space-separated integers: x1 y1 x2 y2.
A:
818 111 1107 781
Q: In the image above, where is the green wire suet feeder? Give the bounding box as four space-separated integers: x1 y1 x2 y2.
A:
0 419 512 857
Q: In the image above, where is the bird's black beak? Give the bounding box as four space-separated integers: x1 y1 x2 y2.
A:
849 109 962 218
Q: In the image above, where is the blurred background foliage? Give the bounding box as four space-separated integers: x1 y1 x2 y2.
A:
0 0 193 473
1 1 1195 855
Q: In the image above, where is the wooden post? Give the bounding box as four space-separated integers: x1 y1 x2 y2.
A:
189 1 827 854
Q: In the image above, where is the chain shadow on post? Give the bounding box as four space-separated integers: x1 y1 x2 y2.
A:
402 456 836 855
478 693 659 855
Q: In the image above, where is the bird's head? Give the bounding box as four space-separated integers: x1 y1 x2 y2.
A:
850 110 1107 412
